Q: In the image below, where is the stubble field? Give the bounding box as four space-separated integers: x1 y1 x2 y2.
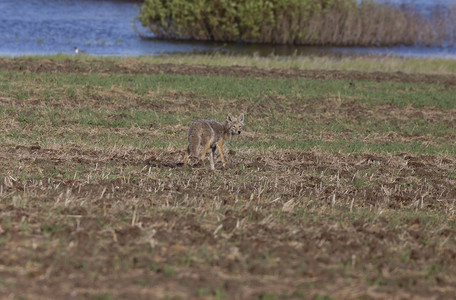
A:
0 56 456 299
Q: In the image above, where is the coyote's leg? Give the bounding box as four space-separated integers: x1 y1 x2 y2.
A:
183 147 189 167
209 150 215 170
200 140 211 167
216 141 226 167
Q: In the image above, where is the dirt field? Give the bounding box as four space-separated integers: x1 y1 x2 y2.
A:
0 57 456 299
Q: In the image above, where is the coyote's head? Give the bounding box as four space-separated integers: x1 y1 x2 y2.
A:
227 113 244 135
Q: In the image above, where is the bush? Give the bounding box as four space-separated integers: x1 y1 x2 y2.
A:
139 0 454 46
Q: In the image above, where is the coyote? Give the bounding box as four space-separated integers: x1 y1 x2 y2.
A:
183 113 244 170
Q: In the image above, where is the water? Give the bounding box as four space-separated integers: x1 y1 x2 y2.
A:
380 0 453 11
0 0 219 56
0 0 455 58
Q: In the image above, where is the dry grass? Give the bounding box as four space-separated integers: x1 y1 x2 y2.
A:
140 54 456 76
1 144 456 299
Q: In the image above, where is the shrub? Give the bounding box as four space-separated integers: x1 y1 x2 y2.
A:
139 0 454 46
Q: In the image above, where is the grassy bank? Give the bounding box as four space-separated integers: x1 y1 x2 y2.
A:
14 53 456 75
141 54 456 75
0 55 455 299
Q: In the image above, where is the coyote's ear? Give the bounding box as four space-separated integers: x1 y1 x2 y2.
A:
227 114 234 122
238 113 244 123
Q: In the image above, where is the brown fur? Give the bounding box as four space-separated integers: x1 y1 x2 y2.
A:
183 114 244 170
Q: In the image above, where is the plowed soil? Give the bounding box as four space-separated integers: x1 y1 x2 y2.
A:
0 58 455 299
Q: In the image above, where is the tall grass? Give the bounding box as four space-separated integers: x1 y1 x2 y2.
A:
139 0 456 47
